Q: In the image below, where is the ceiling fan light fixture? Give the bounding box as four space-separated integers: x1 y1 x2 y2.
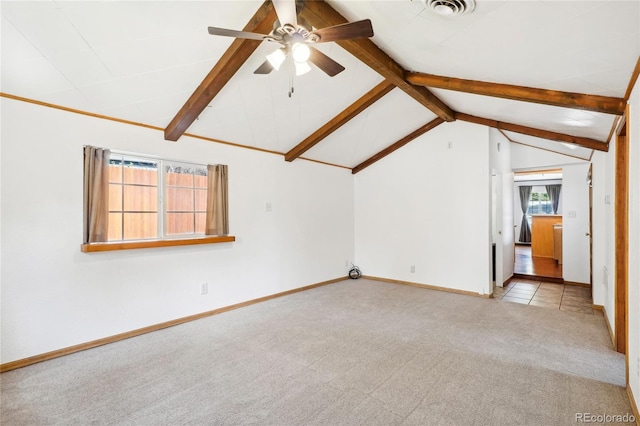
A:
291 43 311 63
294 60 311 76
266 48 286 70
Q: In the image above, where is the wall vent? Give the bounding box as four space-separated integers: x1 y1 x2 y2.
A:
422 0 476 16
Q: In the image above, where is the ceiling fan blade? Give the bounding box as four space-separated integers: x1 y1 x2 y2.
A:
254 60 275 75
208 26 268 41
309 47 345 77
273 0 297 27
310 19 374 43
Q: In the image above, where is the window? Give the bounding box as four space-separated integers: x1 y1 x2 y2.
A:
165 163 208 237
526 190 553 215
108 154 208 241
83 146 232 252
108 155 159 241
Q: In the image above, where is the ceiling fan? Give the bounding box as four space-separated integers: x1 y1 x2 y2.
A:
207 0 374 77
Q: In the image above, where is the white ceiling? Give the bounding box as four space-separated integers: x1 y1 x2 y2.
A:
1 0 639 169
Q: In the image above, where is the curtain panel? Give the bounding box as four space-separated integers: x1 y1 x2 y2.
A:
205 164 229 236
83 146 110 243
518 185 532 243
546 184 562 214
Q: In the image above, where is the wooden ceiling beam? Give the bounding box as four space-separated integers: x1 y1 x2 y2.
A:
456 112 609 152
285 80 395 162
164 1 277 142
624 56 640 101
406 72 626 115
352 117 445 174
299 1 455 122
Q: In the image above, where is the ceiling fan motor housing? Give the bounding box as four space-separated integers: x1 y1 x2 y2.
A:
207 1 373 78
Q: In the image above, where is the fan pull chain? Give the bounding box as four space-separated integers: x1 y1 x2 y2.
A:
288 75 295 98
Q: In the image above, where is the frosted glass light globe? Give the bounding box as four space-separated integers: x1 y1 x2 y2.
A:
292 43 310 63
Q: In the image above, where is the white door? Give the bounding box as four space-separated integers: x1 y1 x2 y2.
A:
562 164 591 284
495 172 515 287
501 172 515 283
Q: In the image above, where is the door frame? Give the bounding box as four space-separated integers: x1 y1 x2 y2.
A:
614 109 628 384
589 164 593 292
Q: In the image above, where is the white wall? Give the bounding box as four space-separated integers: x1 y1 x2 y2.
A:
590 150 611 307
593 126 618 326
627 78 640 412
490 129 512 175
0 98 355 364
354 121 492 294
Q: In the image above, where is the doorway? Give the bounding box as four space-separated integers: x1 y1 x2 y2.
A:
513 170 564 281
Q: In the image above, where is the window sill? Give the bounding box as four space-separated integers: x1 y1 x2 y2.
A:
81 235 236 253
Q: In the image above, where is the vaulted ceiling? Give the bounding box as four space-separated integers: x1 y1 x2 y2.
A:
2 1 639 172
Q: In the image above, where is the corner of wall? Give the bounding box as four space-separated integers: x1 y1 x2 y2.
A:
626 75 640 415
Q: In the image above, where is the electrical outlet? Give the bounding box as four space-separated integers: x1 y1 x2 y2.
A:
567 211 577 218
447 141 453 149
200 282 208 295
265 202 272 212
345 259 349 267
410 265 415 273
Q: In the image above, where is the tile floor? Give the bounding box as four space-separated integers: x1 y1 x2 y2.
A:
494 278 596 315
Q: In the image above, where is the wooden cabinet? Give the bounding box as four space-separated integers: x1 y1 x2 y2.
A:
553 224 563 264
531 215 562 258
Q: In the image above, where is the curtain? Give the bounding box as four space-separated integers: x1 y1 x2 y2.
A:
546 184 562 214
205 164 229 235
83 146 110 243
518 185 532 243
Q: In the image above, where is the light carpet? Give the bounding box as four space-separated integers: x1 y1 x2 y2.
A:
0 279 633 425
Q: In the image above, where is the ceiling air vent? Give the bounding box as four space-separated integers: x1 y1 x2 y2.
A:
423 0 476 16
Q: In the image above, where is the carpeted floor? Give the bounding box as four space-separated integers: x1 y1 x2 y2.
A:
0 279 633 425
